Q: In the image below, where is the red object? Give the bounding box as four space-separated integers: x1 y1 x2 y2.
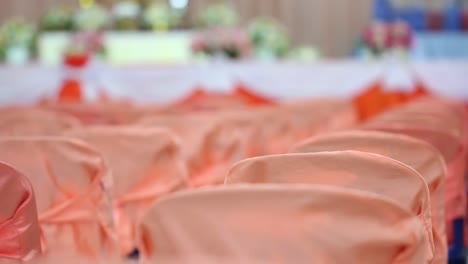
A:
462 10 468 31
58 79 83 103
64 54 89 68
233 83 275 106
427 11 444 31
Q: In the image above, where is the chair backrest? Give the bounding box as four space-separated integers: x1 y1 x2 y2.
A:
65 126 189 255
0 162 41 262
225 151 434 261
362 99 466 240
138 185 428 264
42 102 145 125
0 109 80 136
291 130 447 263
137 113 249 187
0 137 115 257
282 99 357 141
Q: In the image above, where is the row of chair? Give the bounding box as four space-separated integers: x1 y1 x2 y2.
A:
136 96 466 263
0 97 357 262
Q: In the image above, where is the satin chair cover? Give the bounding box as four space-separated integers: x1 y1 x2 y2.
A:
226 151 434 262
0 109 80 136
138 113 251 187
65 126 189 255
282 99 357 142
138 185 428 264
0 162 41 262
42 102 150 125
0 137 116 257
362 100 466 243
291 130 447 263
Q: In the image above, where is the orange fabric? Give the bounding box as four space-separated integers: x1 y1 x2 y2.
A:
226 151 434 262
362 97 466 244
138 113 251 187
138 185 428 264
42 102 148 125
0 109 80 136
65 127 189 255
291 130 447 263
353 80 429 121
0 137 116 257
0 162 41 262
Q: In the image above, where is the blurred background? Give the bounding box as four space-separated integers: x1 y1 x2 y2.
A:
0 0 467 104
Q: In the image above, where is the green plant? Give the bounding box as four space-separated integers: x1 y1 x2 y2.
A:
74 4 110 31
197 3 239 28
142 1 182 31
248 17 289 59
0 19 36 61
40 5 74 31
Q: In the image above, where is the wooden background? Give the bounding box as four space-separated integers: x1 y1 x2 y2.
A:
0 0 375 57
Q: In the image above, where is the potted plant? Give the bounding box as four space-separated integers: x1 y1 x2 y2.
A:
197 3 239 28
0 19 36 65
248 17 289 60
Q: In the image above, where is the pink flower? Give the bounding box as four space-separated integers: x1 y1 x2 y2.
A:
363 21 391 51
390 20 413 49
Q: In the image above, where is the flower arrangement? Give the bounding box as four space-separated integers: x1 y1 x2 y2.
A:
111 0 142 30
142 1 183 31
191 27 251 59
40 6 74 31
74 4 110 31
63 31 105 64
361 20 413 57
287 46 320 62
197 3 239 28
0 19 36 62
248 17 289 59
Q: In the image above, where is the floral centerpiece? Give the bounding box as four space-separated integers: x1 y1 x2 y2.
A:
191 27 251 60
111 0 142 30
248 17 289 59
74 3 110 31
197 3 239 28
0 19 36 64
142 1 183 31
40 6 74 31
287 46 320 62
360 20 413 58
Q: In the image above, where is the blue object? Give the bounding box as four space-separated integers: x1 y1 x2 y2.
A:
395 6 427 31
449 218 464 260
373 0 395 22
444 3 462 31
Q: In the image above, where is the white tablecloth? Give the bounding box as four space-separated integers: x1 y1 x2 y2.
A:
0 60 467 105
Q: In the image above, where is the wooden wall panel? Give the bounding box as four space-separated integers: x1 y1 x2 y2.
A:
0 0 373 57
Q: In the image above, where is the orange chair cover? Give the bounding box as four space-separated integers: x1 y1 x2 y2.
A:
138 113 251 187
226 151 434 262
138 185 428 264
0 137 116 257
362 99 466 243
0 162 41 262
65 126 189 255
291 130 447 263
0 109 80 136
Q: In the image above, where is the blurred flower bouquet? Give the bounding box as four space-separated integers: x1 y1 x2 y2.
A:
360 20 413 58
191 27 252 60
0 19 36 64
111 0 141 31
197 3 239 28
40 6 74 31
74 4 110 31
248 17 289 60
142 1 183 31
63 31 105 66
